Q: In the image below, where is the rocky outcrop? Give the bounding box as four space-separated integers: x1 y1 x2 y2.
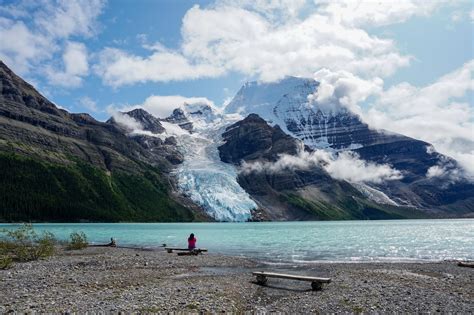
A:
163 108 193 131
219 114 301 163
121 108 165 133
106 108 183 166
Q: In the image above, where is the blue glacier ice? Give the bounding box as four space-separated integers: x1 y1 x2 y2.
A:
163 104 257 222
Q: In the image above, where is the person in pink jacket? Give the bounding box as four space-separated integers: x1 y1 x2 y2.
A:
188 233 197 250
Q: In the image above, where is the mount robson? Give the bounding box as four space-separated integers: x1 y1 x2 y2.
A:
0 61 473 222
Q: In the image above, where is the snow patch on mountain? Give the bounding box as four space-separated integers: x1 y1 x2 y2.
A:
351 183 399 206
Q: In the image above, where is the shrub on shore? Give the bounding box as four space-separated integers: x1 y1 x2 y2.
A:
67 231 88 250
0 224 56 269
0 255 13 269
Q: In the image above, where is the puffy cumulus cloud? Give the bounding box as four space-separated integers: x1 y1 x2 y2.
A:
241 149 403 184
309 68 383 114
33 0 105 39
426 154 472 184
319 0 447 27
0 0 104 80
0 19 52 73
45 41 89 87
364 60 474 176
94 48 224 87
181 4 410 80
95 1 418 86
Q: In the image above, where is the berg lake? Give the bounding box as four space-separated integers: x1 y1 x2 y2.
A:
1 219 473 264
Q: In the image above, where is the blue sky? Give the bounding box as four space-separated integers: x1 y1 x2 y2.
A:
0 0 473 171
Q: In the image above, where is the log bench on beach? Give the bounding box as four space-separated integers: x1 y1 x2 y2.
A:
165 247 208 254
89 238 116 247
252 271 331 291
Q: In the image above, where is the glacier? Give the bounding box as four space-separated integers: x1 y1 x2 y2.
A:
162 104 257 221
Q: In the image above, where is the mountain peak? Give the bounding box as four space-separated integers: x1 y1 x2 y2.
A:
0 61 65 117
120 108 165 134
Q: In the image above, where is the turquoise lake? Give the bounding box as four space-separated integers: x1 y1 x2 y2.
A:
1 219 473 264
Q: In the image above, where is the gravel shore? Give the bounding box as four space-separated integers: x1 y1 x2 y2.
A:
1 247 473 313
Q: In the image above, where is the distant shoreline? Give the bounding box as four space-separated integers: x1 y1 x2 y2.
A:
1 246 473 313
2 216 474 224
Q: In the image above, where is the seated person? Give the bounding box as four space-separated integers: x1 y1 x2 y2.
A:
188 233 196 250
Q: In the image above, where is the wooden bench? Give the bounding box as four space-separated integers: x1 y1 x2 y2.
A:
165 247 208 254
252 271 331 290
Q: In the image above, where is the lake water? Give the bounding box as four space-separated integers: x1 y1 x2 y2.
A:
1 219 473 264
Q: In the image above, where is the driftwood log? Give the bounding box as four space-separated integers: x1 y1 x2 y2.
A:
457 261 474 268
89 238 116 247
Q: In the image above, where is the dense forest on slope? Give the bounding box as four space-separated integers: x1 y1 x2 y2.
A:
0 153 195 222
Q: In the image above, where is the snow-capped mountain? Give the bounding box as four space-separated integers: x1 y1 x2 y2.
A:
223 77 473 214
225 76 391 150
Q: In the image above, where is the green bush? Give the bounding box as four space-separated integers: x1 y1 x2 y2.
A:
0 224 56 268
32 231 56 259
67 231 88 250
0 255 13 269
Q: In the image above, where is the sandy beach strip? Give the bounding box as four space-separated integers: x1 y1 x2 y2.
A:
1 247 473 313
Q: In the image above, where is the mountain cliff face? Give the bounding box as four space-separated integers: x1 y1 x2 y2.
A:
0 61 206 222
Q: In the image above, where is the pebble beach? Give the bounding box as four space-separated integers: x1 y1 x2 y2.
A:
1 247 473 313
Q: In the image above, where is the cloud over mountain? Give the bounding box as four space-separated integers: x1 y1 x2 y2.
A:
241 149 403 184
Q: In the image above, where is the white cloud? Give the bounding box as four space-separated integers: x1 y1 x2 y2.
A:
364 60 474 176
96 1 416 86
94 47 224 87
108 95 216 119
241 149 403 184
139 95 216 118
33 0 105 39
319 0 447 27
426 153 471 183
0 19 52 73
78 96 98 112
45 41 89 87
0 0 104 82
470 10 474 22
309 68 383 114
106 106 143 131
